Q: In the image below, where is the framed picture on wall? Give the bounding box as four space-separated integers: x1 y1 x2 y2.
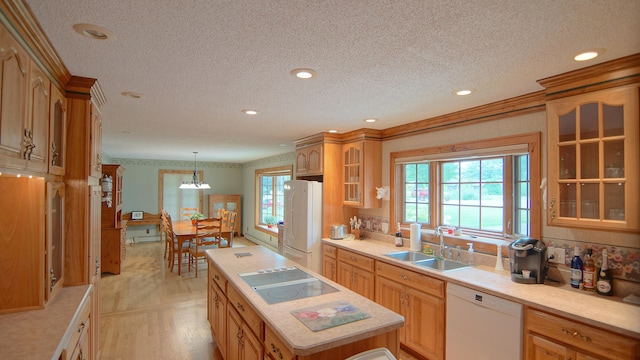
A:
131 211 144 220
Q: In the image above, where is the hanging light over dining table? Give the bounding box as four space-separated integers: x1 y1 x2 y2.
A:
179 152 211 189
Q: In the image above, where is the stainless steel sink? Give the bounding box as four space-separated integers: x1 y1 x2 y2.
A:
415 258 469 271
384 251 435 262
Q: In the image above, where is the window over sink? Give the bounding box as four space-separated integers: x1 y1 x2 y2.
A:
392 133 541 240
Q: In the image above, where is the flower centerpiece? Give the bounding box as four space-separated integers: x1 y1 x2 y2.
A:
190 212 204 225
264 215 277 228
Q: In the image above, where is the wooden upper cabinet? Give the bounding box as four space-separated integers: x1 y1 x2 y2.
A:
0 26 29 170
0 175 45 314
546 85 639 232
48 86 67 175
342 139 381 208
295 142 323 177
90 104 102 178
25 61 50 173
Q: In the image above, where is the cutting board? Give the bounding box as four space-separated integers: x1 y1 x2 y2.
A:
291 301 371 332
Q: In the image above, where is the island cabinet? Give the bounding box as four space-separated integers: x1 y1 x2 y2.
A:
342 136 382 209
524 307 639 360
208 261 228 358
60 290 93 360
101 164 125 275
227 284 264 360
375 261 445 360
336 248 376 300
321 244 337 281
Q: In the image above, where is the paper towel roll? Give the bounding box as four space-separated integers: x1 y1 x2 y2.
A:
410 223 422 251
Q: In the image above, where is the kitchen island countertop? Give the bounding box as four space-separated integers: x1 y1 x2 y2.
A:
205 245 404 356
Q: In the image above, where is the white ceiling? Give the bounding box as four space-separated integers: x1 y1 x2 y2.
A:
25 0 640 163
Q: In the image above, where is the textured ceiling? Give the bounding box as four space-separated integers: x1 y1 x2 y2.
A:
25 0 640 163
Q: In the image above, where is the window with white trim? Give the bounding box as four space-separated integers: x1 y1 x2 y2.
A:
255 166 292 227
393 134 540 239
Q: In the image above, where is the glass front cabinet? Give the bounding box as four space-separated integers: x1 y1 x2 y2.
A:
547 84 639 231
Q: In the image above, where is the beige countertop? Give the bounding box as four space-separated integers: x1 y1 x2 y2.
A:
205 245 404 356
324 238 640 339
0 285 92 360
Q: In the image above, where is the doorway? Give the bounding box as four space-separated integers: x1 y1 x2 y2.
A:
158 170 205 220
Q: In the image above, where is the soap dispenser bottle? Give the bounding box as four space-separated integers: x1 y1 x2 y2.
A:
467 243 474 266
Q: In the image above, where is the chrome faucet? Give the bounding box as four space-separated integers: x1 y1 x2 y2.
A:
434 226 447 258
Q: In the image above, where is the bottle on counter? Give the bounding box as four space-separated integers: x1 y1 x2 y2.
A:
596 248 613 296
394 223 403 247
570 246 583 289
582 248 596 292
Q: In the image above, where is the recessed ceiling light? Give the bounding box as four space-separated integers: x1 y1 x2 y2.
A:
291 68 317 79
574 49 605 62
242 109 259 115
122 131 133 135
328 129 338 133
121 91 144 99
279 144 288 147
73 23 115 40
455 89 474 96
363 118 377 123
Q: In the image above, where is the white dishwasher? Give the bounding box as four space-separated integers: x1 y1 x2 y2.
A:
446 283 523 360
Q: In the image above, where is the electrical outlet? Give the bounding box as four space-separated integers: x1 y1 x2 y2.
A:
548 247 566 264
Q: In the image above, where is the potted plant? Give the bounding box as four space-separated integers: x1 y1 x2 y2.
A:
264 215 277 228
190 212 204 225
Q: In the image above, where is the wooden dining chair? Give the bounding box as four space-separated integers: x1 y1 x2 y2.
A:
218 210 237 248
180 207 199 220
161 210 170 259
187 218 222 277
164 212 190 273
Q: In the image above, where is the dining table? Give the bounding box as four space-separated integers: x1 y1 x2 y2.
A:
171 219 235 275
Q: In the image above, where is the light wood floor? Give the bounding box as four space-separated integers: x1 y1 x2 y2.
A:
99 240 419 360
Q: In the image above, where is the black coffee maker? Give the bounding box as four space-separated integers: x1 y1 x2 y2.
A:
508 238 548 284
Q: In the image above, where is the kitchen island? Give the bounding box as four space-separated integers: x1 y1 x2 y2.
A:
205 245 403 359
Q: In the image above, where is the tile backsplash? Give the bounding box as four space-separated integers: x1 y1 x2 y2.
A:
355 215 640 284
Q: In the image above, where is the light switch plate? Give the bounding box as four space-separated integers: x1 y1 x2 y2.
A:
548 247 566 264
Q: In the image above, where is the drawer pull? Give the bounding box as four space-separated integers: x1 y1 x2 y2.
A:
214 274 220 280
271 343 283 359
561 328 591 342
350 256 357 262
236 302 244 312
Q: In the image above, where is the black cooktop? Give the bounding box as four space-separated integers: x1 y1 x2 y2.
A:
239 267 338 304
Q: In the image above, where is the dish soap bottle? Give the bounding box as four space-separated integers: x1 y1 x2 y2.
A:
467 243 474 266
394 223 403 247
570 246 583 289
596 248 613 296
582 248 596 292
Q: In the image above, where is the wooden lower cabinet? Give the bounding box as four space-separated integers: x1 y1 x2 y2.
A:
210 281 227 358
265 326 296 360
60 290 92 360
336 249 375 300
321 244 337 281
525 307 639 360
376 261 445 360
228 306 263 360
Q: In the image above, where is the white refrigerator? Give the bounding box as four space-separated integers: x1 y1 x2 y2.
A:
282 180 323 274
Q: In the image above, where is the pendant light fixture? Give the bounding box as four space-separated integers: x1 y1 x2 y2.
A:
179 152 210 189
